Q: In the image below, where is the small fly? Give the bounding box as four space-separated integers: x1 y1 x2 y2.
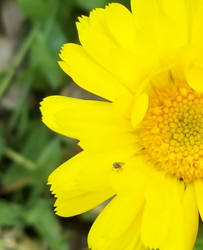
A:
112 162 124 170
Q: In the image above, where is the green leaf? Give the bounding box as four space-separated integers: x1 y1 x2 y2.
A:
30 32 64 89
76 0 108 10
76 0 130 11
28 137 63 197
195 240 203 250
20 120 52 161
17 104 29 136
2 163 29 186
0 124 5 162
2 120 55 187
9 83 31 131
33 137 62 185
26 199 69 250
17 0 54 21
0 200 25 226
37 138 62 167
114 0 130 8
195 222 203 250
47 23 67 53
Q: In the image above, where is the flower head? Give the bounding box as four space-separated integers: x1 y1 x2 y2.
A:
40 1 203 249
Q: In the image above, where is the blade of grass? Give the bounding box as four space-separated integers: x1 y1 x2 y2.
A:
4 147 35 170
0 25 39 97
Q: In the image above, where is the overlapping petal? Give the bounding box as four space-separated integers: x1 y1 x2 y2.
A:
40 95 138 153
88 194 145 250
194 180 203 220
187 1 203 49
186 65 203 92
57 2 158 102
163 185 198 250
48 151 116 217
131 0 188 51
76 4 140 90
140 176 184 249
77 3 136 51
140 175 198 250
59 43 132 102
131 93 149 128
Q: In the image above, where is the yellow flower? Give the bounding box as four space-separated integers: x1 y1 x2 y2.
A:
40 1 203 249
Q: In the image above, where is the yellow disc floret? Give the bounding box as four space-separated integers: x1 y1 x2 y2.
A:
139 83 203 183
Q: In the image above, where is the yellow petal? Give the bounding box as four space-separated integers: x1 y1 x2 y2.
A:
110 155 151 194
88 194 145 250
59 43 131 102
194 180 203 220
186 66 203 92
189 1 203 49
77 3 136 51
131 93 149 128
78 132 137 154
88 156 149 250
141 175 185 249
76 3 154 93
40 95 137 153
181 185 198 250
48 151 115 217
131 0 187 52
164 185 198 250
40 95 120 137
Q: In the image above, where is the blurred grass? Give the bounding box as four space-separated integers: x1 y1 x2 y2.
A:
0 0 202 249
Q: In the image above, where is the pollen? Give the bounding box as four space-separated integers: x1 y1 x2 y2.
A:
139 83 203 183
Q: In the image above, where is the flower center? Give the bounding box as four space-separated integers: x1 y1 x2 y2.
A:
139 83 203 182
